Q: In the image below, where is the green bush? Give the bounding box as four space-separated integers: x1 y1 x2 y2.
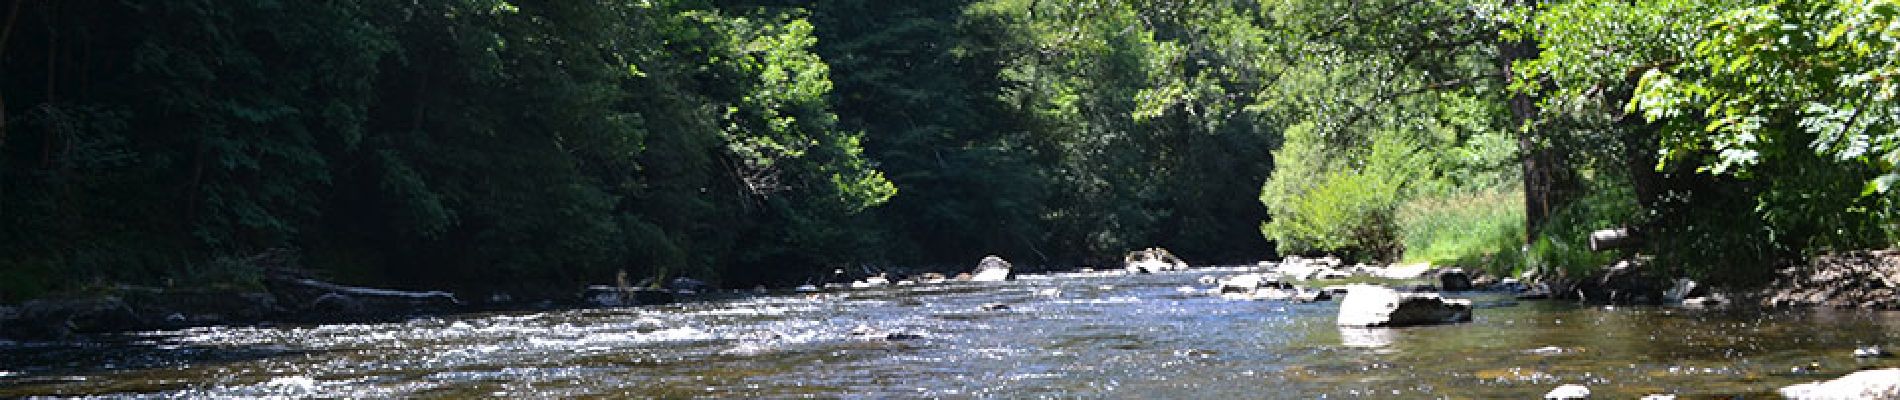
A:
1260 123 1415 260
1527 181 1640 279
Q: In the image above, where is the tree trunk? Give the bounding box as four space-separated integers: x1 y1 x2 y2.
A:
0 0 23 146
1607 70 1665 212
1499 0 1573 241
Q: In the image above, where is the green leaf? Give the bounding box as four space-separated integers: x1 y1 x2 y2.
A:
1867 173 1900 195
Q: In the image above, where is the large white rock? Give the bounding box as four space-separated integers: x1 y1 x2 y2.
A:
1378 263 1434 279
1545 384 1590 399
1780 368 1900 399
1337 285 1472 327
1273 262 1323 280
970 255 1013 282
1124 247 1187 273
1214 273 1300 300
1217 273 1265 294
1126 259 1173 274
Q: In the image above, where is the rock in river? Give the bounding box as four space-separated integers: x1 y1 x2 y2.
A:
582 285 674 307
1336 285 1472 327
1855 345 1891 358
1779 368 1900 399
1574 257 1666 304
1215 273 1297 300
1438 268 1472 292
1294 289 1332 302
1544 384 1590 399
1124 247 1188 274
849 325 925 341
1216 273 1273 294
970 255 1013 282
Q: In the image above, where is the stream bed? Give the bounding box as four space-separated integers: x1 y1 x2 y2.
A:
2 268 1897 398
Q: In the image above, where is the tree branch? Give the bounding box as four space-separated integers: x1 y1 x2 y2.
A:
0 0 22 57
1390 72 1505 98
1314 0 1421 41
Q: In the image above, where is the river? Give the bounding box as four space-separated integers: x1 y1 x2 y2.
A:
2 268 1897 398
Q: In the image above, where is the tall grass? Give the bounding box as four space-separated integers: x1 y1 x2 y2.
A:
1396 188 1526 275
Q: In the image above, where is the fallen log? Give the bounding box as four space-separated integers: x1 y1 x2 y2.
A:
264 274 462 320
1589 228 1640 252
285 278 460 304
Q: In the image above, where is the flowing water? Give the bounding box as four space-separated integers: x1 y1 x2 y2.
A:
3 268 1898 398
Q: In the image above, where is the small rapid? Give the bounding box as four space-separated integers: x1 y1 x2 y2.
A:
3 269 1897 398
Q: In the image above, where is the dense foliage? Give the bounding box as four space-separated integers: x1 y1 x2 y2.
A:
1265 0 1900 284
0 0 900 298
1515 0 1900 284
3 0 1897 301
1255 0 1522 263
0 0 1283 300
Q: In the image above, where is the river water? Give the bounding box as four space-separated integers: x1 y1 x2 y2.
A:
2 268 1897 398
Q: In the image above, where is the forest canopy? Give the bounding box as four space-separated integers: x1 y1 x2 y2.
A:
1 0 1895 301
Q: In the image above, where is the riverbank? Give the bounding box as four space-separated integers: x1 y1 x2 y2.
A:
0 273 471 341
0 260 994 342
1496 248 1900 310
6 248 1896 341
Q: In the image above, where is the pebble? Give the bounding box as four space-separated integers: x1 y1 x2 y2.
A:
1853 345 1889 358
1791 360 1823 374
1526 346 1566 355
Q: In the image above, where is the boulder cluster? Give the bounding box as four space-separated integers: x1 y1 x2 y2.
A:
1761 250 1900 309
1189 257 1485 328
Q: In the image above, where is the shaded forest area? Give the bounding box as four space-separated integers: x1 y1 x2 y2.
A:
0 0 1282 300
2 0 1896 301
